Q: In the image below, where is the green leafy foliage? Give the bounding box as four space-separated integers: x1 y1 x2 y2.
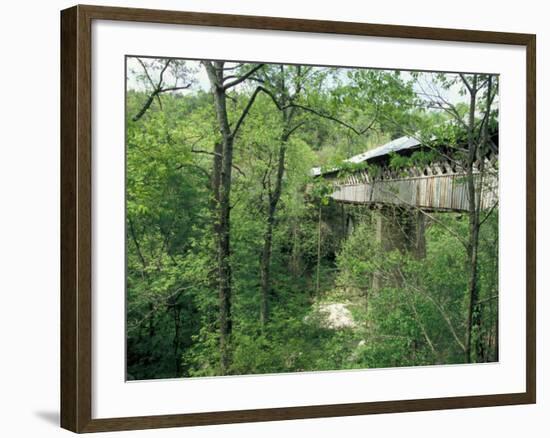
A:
126 59 499 379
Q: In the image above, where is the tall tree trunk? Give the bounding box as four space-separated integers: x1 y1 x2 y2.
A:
259 209 275 326
464 75 481 363
465 74 496 363
316 204 322 295
290 221 301 277
211 142 222 204
204 61 266 372
259 136 287 326
216 99 234 373
465 207 480 363
171 303 181 376
205 61 234 374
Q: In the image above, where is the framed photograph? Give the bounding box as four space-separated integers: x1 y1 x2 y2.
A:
60 4 536 433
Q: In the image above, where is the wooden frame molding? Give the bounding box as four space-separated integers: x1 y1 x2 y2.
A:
60 4 536 433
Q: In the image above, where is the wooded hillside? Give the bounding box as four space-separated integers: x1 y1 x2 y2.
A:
125 59 499 380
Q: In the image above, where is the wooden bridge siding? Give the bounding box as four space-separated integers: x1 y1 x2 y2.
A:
331 173 498 212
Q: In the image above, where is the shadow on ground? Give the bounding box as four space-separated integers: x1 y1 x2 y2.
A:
34 410 59 427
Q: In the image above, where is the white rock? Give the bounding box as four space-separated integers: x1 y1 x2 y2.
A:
317 302 356 329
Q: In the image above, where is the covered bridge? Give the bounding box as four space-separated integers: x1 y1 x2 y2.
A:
312 136 498 213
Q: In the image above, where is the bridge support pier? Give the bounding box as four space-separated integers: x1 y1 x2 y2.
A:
372 207 426 292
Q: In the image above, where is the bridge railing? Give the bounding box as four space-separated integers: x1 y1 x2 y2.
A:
331 165 498 212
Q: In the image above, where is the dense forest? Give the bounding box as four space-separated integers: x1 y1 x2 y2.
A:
126 58 499 380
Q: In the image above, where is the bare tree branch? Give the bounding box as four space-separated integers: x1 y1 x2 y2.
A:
478 200 498 228
459 73 473 94
231 86 264 138
158 59 171 87
175 162 211 180
397 269 466 352
223 64 265 90
190 147 246 176
136 58 157 90
408 297 437 354
160 85 192 93
285 102 376 136
132 59 192 121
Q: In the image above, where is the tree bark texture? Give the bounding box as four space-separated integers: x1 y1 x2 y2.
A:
205 61 234 374
260 135 288 326
464 74 481 364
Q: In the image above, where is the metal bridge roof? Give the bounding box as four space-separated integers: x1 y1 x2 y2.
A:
311 136 421 177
